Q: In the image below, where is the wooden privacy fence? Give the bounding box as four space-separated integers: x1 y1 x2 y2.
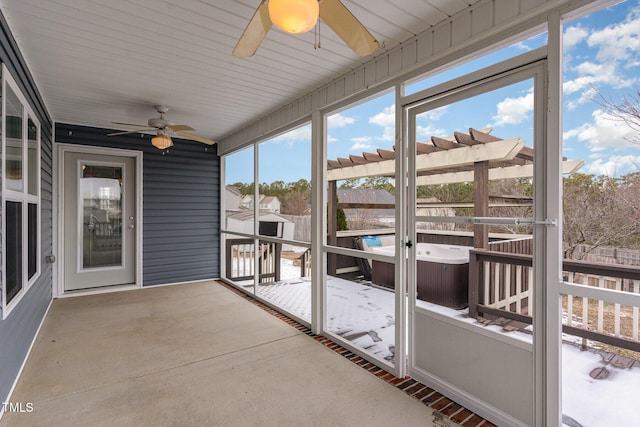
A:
299 249 312 278
570 245 640 266
469 249 640 352
225 238 281 283
280 214 311 242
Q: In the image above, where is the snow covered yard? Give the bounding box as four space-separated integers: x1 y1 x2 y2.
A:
237 257 640 427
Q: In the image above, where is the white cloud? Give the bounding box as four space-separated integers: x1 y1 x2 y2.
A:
566 86 597 110
328 113 356 129
416 124 447 140
421 106 448 121
563 109 638 151
271 124 311 144
584 155 640 176
562 61 630 95
563 127 582 140
514 41 532 51
492 90 534 126
587 11 640 62
369 105 394 127
369 105 395 141
564 25 589 48
414 107 448 139
351 137 373 151
563 8 640 99
351 136 372 144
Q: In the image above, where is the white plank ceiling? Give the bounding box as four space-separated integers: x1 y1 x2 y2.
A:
0 0 480 142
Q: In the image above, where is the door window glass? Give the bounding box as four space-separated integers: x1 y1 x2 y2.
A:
81 165 123 269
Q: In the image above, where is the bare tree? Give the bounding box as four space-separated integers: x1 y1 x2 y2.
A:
596 89 640 145
563 173 640 259
282 190 310 215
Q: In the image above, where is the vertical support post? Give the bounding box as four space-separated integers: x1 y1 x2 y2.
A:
253 144 260 292
395 83 407 379
274 242 281 282
311 110 327 335
220 155 227 281
536 11 563 427
327 180 338 276
474 161 489 249
468 250 480 319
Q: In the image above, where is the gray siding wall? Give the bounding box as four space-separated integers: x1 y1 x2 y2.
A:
55 124 220 286
0 11 54 404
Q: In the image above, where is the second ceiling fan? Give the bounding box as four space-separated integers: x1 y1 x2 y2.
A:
233 0 379 58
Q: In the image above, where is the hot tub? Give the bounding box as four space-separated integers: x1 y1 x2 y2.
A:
369 243 471 309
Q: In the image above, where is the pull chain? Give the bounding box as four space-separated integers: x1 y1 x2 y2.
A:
314 19 321 50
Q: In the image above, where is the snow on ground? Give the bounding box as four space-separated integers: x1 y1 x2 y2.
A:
237 257 640 425
252 258 396 361
562 344 640 427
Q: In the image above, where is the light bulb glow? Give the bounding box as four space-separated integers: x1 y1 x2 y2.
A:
151 135 173 150
268 0 319 34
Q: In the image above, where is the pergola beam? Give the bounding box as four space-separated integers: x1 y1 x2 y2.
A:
327 138 525 182
415 160 583 186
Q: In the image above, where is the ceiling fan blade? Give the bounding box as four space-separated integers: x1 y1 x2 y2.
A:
167 124 195 132
107 129 150 136
232 1 272 57
111 121 150 128
319 0 379 57
175 131 216 146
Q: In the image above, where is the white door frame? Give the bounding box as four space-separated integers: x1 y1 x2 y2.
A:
53 143 143 297
400 48 560 426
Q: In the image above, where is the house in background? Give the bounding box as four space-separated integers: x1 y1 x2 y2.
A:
240 194 281 213
0 1 630 426
226 210 295 250
259 196 281 214
224 186 244 214
337 188 396 229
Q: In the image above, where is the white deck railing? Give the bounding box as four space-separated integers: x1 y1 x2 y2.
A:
470 249 640 352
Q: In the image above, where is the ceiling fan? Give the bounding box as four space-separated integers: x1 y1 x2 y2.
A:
107 105 216 149
233 0 379 58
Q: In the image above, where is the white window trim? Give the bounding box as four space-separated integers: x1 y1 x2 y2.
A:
1 64 41 319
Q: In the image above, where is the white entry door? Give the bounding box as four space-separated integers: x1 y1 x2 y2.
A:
62 150 137 291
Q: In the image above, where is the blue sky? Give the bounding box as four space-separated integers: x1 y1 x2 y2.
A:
226 0 640 184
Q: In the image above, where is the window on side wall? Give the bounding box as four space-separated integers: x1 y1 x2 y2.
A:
2 64 41 318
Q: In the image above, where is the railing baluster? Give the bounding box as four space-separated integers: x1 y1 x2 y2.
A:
504 264 512 311
581 274 588 330
471 248 640 352
597 276 605 334
614 278 621 337
483 261 490 307
634 280 639 341
493 262 499 308
567 272 574 327
527 266 533 316
515 264 522 314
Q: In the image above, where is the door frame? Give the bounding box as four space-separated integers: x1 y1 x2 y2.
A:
54 143 143 297
400 49 559 427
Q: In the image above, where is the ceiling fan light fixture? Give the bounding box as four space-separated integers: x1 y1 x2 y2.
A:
151 134 173 150
268 0 319 34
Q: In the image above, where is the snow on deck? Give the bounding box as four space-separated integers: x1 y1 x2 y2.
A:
235 258 640 427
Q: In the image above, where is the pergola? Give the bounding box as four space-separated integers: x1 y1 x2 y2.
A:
327 128 583 250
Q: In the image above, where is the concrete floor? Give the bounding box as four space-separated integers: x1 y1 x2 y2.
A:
2 281 436 427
